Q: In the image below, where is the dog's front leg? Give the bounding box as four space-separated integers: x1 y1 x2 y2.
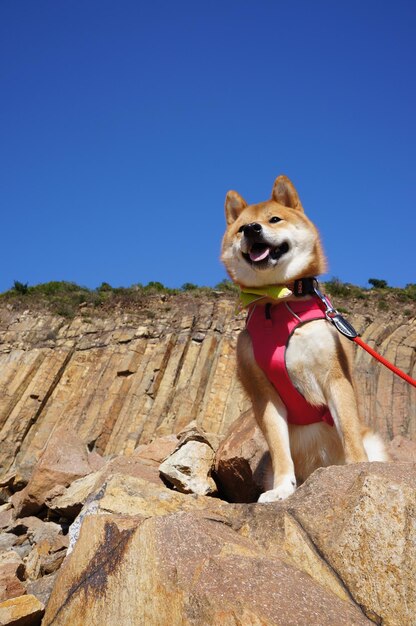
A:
237 331 296 502
325 376 368 463
255 396 297 502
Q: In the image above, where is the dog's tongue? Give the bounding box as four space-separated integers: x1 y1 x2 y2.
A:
250 246 271 262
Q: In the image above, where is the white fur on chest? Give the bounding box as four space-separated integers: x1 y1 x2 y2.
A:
285 319 338 407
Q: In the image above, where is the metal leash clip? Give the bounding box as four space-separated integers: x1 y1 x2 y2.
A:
313 283 358 340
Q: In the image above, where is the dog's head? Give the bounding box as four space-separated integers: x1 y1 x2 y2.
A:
221 175 327 287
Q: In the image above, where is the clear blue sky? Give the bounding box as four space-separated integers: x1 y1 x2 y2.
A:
1 0 415 292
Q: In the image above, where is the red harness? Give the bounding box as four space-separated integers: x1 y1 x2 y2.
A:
246 297 334 426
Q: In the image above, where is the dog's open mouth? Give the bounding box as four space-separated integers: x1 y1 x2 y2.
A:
243 242 289 266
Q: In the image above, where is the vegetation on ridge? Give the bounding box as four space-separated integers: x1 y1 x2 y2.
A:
0 277 415 319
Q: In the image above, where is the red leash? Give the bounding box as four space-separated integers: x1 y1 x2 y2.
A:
353 336 416 387
313 284 416 388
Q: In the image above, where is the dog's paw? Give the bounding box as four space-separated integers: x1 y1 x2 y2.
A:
257 476 296 503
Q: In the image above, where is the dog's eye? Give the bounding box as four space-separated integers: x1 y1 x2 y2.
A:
269 216 281 224
238 225 245 233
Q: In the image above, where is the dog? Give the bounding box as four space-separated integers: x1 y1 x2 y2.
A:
221 174 387 502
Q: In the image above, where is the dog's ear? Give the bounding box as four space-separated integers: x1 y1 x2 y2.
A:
271 175 304 212
225 191 247 225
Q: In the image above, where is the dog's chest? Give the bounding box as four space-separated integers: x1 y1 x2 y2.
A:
285 321 336 402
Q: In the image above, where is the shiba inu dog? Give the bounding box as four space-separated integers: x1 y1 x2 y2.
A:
221 175 387 502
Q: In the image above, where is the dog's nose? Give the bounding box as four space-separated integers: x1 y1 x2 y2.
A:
243 222 262 236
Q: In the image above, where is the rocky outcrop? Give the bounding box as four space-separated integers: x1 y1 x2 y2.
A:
40 461 416 626
0 293 415 485
0 416 415 624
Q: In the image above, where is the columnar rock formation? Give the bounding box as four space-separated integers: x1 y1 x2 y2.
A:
1 292 415 481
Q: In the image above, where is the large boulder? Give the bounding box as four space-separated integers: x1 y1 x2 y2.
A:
285 462 416 625
44 511 369 626
214 409 271 502
11 427 98 518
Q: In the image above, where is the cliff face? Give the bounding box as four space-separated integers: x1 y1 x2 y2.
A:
0 292 415 480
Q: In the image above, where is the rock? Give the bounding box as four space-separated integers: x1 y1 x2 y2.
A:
0 551 26 602
0 594 44 626
0 298 248 475
23 522 68 581
159 438 217 496
286 462 416 625
47 434 193 521
0 503 14 528
25 573 57 607
45 472 101 519
0 297 415 624
86 450 106 473
0 487 11 504
214 409 272 502
11 426 96 518
388 435 416 462
174 422 221 452
104 454 163 486
10 539 32 561
43 511 370 626
78 471 221 519
27 521 64 546
0 470 28 494
47 445 175 520
25 536 68 581
132 434 180 464
0 534 18 552
67 472 228 553
4 516 46 537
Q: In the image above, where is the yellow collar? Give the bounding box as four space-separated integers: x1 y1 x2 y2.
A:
239 284 292 309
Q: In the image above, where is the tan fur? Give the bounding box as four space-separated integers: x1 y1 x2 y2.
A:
222 175 387 502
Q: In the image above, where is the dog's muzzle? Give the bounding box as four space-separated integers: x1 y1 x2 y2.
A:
240 223 289 265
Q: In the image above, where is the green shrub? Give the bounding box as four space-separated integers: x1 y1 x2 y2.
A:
30 281 86 296
13 280 29 294
182 282 198 291
324 278 366 299
215 279 238 293
144 281 166 292
97 282 113 292
324 277 350 297
402 284 416 301
369 278 388 289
